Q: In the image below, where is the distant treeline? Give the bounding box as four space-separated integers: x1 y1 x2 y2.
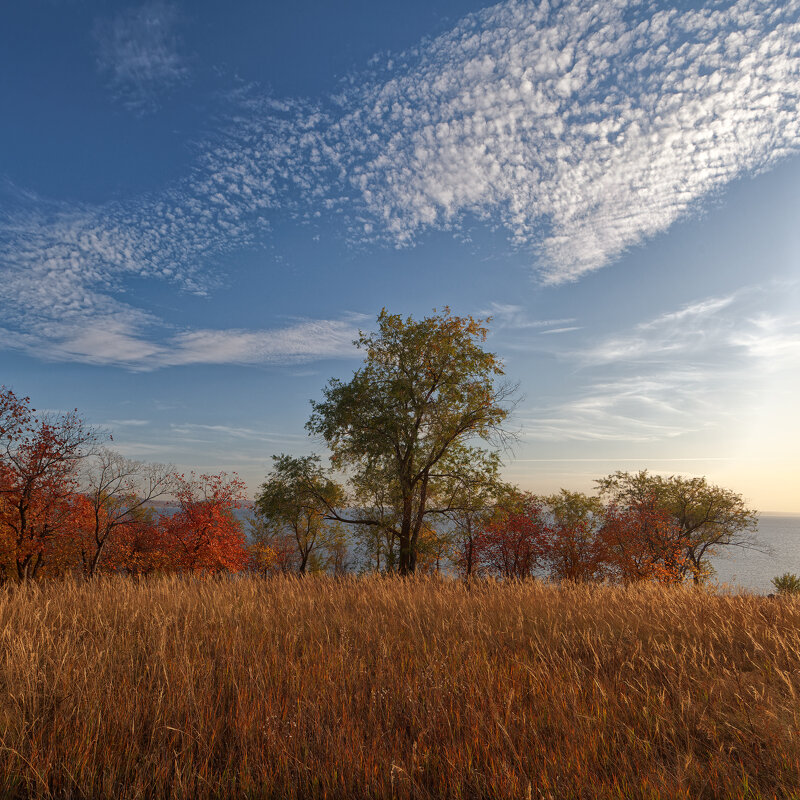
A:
1 308 760 583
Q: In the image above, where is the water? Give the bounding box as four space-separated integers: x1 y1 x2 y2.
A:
710 514 800 594
157 506 800 592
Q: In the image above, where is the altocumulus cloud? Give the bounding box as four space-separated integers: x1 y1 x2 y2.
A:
1 0 799 367
94 1 189 113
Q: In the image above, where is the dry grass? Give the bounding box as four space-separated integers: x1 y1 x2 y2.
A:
0 576 798 799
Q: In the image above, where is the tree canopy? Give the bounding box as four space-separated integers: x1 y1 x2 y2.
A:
596 470 759 583
307 307 515 573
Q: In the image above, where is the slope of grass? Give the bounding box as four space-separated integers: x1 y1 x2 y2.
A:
0 576 798 799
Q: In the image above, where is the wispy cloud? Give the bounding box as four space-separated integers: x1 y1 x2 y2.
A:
1 0 799 367
94 1 189 114
481 302 576 330
521 285 800 442
169 423 307 443
520 371 719 442
0 313 361 370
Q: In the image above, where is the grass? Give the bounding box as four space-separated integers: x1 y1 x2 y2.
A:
0 576 798 799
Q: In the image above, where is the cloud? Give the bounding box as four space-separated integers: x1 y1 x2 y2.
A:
481 302 576 330
539 326 582 335
94 1 189 113
169 423 307 443
520 371 720 442
521 284 800 442
580 289 800 368
333 0 800 281
161 319 361 367
0 312 361 370
1 0 799 366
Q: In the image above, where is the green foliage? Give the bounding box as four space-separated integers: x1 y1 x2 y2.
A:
771 573 800 596
254 454 345 575
596 470 759 583
306 307 515 573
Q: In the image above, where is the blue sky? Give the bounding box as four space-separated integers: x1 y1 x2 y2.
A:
1 0 799 510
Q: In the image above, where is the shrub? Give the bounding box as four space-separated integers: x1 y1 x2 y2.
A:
771 572 800 595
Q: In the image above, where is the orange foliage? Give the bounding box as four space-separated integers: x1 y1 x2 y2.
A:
600 495 691 584
161 472 248 573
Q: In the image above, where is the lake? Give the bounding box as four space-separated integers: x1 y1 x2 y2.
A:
711 514 800 594
163 507 800 593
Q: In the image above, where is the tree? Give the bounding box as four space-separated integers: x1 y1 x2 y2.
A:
596 470 759 583
443 469 508 580
541 491 607 583
254 454 345 575
475 491 549 579
106 505 171 579
599 494 691 584
307 308 515 574
162 472 248 573
77 449 175 578
0 387 98 581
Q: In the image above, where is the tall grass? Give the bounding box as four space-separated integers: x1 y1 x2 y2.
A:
0 576 798 799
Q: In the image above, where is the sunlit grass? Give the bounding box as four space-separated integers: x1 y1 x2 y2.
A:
0 576 798 799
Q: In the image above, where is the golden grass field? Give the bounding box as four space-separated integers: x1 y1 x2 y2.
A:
0 576 798 799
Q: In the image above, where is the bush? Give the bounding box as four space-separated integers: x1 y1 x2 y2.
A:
771 572 800 595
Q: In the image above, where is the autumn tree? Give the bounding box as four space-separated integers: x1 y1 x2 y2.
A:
600 495 691 584
162 472 248 573
307 308 515 574
442 464 507 580
596 470 759 583
105 505 170 579
77 449 175 578
476 491 549 579
254 454 345 575
0 387 98 581
541 490 607 583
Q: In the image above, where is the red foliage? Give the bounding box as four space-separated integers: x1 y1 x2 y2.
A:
475 494 549 579
107 513 172 578
600 495 690 584
161 472 248 573
0 388 97 581
544 517 608 584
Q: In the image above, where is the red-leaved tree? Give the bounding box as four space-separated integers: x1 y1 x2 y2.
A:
161 472 248 573
476 492 549 579
0 388 98 581
600 495 691 584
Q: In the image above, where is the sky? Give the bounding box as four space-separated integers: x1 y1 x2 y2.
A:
1 0 799 511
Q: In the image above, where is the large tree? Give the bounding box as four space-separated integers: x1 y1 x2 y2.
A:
596 470 760 583
307 307 515 574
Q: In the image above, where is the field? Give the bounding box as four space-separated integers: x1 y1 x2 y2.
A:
0 577 798 799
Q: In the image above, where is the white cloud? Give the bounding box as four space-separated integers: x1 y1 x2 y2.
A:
333 0 800 281
1 0 799 366
521 285 800 442
169 423 307 443
481 302 576 330
94 1 189 113
161 319 360 367
520 371 719 442
0 313 360 371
